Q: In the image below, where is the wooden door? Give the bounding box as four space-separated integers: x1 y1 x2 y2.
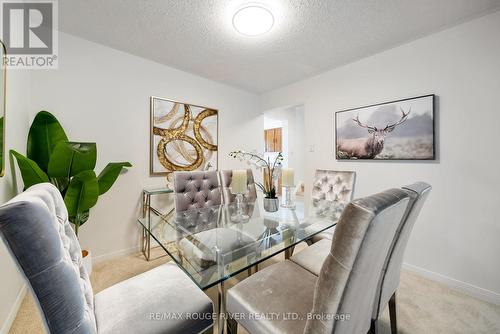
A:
264 127 282 152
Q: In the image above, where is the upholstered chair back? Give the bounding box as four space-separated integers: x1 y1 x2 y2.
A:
304 188 409 334
175 205 221 232
173 171 222 212
219 169 258 204
0 183 96 334
311 170 355 221
373 182 431 318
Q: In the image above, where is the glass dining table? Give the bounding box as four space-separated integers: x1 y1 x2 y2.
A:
137 198 337 333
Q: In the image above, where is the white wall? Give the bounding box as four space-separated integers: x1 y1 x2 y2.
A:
0 70 31 333
28 32 263 257
261 11 500 301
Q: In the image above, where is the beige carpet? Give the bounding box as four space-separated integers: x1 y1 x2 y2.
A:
8 243 500 334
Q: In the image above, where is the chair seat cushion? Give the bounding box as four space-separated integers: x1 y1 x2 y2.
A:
305 219 336 243
94 263 213 334
227 260 317 334
310 227 335 243
290 238 331 276
178 227 256 269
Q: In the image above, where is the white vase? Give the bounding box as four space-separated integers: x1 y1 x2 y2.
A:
82 250 92 276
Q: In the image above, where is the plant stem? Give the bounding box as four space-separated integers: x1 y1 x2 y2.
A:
73 212 83 237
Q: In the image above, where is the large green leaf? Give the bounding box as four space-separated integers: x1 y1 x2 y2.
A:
97 162 132 195
10 150 49 188
64 170 99 218
27 111 68 172
48 142 97 178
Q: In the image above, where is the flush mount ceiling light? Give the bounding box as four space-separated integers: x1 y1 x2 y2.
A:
232 5 274 36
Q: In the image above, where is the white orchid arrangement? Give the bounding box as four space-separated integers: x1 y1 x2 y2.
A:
229 150 283 199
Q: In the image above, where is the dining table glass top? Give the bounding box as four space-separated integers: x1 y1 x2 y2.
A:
137 199 337 290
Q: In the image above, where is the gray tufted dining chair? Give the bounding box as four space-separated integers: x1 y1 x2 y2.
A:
372 182 432 333
0 183 213 334
306 170 356 243
173 171 256 283
219 169 258 204
290 182 431 334
173 171 222 212
226 188 410 334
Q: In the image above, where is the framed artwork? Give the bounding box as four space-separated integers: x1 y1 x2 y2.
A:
335 94 435 160
150 96 218 175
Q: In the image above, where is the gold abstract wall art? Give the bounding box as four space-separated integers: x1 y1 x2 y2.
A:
150 97 218 176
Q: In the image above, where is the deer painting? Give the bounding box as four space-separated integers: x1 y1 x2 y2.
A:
337 108 410 159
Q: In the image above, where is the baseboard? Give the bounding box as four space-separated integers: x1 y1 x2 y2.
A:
0 284 26 334
403 263 500 305
92 246 140 264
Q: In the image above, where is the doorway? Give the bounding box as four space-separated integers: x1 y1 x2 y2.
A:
263 104 305 198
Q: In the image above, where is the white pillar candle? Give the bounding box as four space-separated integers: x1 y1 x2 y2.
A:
232 170 247 194
282 168 294 187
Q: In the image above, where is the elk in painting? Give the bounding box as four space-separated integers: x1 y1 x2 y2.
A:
337 108 410 159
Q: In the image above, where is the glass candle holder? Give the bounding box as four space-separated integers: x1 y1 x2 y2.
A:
231 192 250 223
280 185 296 209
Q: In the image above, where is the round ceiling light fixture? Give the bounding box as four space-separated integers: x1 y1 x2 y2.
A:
232 5 274 36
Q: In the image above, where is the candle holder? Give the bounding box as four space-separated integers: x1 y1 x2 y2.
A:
231 192 250 223
281 185 296 209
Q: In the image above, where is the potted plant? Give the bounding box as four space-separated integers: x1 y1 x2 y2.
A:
11 111 132 274
229 150 283 212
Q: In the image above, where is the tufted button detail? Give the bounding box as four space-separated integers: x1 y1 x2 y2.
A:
173 171 222 212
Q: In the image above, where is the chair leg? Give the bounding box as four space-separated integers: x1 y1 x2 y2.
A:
389 292 398 334
284 245 295 259
227 318 238 334
369 318 379 334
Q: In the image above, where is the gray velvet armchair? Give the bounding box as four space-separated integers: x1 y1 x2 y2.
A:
0 183 214 334
226 187 410 334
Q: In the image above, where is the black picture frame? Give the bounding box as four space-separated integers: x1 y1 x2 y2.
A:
335 94 435 160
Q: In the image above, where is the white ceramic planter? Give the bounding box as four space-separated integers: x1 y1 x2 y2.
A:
82 250 92 276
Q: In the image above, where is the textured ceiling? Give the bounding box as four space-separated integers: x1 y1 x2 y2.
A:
59 0 500 93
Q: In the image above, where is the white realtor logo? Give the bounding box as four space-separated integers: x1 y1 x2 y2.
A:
1 0 58 69
8 7 49 49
